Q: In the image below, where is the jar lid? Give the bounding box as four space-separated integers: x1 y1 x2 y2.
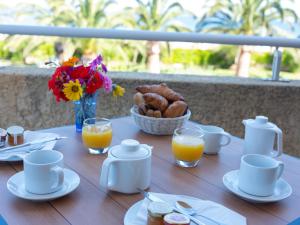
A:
164 213 190 224
7 126 24 135
0 128 7 137
244 116 276 129
147 202 173 218
110 139 151 159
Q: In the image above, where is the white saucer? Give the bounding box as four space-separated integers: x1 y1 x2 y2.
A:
223 170 292 203
0 131 59 162
7 168 80 201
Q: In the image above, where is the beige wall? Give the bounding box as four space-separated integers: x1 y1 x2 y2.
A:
0 66 299 157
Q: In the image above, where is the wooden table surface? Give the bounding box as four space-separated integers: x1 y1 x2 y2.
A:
0 117 299 225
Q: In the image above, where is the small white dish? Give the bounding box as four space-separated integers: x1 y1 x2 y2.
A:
7 168 80 201
223 170 292 203
0 131 59 162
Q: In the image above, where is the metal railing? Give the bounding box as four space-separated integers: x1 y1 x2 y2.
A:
1 24 300 80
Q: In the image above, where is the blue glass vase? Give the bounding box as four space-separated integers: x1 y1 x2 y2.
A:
73 92 98 132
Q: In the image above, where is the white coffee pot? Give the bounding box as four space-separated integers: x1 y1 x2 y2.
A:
242 116 283 157
100 139 152 194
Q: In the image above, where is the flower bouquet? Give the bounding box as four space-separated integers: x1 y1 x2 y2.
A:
48 54 124 132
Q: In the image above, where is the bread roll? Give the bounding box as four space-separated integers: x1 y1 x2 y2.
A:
146 109 155 117
143 93 168 112
163 101 188 118
133 92 144 105
136 83 184 102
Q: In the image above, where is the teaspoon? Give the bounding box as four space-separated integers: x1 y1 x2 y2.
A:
176 200 224 225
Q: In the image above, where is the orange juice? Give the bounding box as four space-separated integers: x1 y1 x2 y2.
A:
172 135 204 162
82 125 112 149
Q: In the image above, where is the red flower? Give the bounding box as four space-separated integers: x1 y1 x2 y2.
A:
70 65 91 80
48 67 69 102
86 71 104 94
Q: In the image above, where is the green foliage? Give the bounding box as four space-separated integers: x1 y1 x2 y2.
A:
252 51 299 73
208 47 237 69
197 0 298 36
196 0 298 76
252 52 273 66
162 49 204 65
124 0 190 32
281 51 299 73
0 41 10 59
162 46 237 69
31 43 54 59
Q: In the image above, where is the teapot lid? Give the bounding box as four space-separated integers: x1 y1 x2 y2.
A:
110 139 150 159
245 116 276 129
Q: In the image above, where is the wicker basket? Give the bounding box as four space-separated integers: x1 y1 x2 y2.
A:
130 106 191 135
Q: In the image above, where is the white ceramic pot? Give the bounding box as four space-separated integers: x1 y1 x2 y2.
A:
99 139 152 194
243 115 283 157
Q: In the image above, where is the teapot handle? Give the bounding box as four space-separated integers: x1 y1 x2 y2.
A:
99 157 120 189
270 127 283 158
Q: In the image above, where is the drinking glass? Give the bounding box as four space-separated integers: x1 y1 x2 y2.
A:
172 127 205 167
82 118 112 154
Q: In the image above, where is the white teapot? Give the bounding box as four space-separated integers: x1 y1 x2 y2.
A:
100 139 152 194
242 116 283 157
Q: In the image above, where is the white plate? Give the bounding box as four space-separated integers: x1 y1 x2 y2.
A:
0 131 59 162
124 195 223 225
124 200 143 225
7 168 80 201
223 170 292 203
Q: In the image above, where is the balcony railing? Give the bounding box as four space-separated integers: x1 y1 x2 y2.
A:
1 24 300 81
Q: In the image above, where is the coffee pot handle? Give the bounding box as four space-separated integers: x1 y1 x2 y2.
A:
220 132 231 147
271 127 283 158
100 158 119 189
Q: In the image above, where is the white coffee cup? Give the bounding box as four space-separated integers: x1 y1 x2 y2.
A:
238 154 284 196
24 150 64 194
199 125 231 154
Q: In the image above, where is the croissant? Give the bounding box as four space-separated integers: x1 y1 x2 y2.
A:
153 110 162 118
163 101 188 118
143 93 168 112
136 83 184 102
133 92 144 106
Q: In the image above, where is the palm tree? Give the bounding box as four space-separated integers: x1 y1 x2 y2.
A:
196 0 298 77
123 0 191 73
4 0 126 64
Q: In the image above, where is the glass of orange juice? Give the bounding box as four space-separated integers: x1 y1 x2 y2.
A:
82 118 112 154
172 127 205 167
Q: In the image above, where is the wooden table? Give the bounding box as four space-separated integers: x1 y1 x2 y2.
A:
0 117 299 225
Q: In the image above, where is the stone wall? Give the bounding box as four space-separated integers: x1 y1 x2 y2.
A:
0 66 299 157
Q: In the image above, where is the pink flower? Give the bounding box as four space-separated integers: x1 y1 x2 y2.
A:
90 55 103 71
103 75 112 93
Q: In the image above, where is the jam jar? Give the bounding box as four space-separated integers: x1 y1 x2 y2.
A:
0 128 7 147
147 202 173 225
164 213 190 225
7 126 24 146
